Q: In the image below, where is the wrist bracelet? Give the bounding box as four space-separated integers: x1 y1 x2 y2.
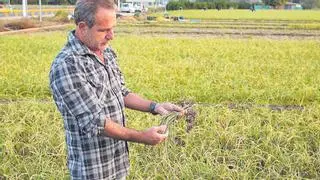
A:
149 102 158 115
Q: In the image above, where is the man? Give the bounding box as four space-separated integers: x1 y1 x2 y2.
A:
49 0 183 179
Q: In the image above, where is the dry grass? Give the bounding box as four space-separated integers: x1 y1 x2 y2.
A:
119 16 138 23
0 18 36 31
0 21 4 32
0 10 73 33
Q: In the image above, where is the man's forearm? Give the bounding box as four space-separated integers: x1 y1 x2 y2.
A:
123 93 153 112
103 118 167 145
104 118 145 143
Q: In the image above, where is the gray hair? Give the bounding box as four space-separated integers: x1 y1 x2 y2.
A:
74 0 116 28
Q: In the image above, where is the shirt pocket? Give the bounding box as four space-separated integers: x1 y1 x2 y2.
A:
85 65 111 101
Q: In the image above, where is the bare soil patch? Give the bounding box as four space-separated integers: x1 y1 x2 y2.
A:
115 26 320 40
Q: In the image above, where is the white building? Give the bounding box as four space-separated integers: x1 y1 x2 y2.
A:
122 0 167 8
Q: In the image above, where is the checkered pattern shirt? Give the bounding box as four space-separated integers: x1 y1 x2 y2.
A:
49 31 130 179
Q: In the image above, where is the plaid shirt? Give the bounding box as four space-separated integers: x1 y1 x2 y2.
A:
49 31 130 179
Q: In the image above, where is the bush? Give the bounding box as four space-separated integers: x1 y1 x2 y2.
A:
147 7 166 13
194 2 208 9
156 16 168 22
53 10 71 23
166 1 185 10
238 2 252 9
301 0 320 9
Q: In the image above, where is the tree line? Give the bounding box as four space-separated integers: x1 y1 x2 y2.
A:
166 0 320 10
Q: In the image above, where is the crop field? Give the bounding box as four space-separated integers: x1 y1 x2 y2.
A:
1 10 320 179
144 9 320 39
162 9 320 21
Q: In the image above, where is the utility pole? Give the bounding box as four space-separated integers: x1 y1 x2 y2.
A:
22 0 27 17
39 0 42 22
8 0 13 15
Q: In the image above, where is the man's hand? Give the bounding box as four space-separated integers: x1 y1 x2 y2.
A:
141 125 168 145
104 119 168 145
154 102 184 116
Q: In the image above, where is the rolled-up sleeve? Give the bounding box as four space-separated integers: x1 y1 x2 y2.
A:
50 59 108 137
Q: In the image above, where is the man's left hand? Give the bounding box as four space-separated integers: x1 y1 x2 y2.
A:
155 102 184 115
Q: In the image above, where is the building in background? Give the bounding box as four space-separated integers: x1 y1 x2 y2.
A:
123 0 167 9
284 2 303 9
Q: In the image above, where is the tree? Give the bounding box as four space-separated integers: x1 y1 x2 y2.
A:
301 0 320 9
166 1 185 10
262 0 288 7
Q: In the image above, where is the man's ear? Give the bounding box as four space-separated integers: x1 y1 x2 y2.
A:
77 22 87 33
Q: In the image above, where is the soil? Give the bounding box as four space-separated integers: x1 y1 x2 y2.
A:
0 98 306 112
174 136 186 147
0 18 68 31
227 103 304 111
0 99 52 104
115 26 320 40
178 100 197 133
1 17 319 40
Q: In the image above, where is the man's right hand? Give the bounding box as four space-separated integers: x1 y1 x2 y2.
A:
104 119 168 145
141 125 168 145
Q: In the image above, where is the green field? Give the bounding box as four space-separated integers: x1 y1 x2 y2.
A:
162 9 320 21
1 33 319 103
1 13 320 179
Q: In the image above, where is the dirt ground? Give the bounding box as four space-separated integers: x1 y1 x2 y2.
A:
1 16 320 40
115 26 320 40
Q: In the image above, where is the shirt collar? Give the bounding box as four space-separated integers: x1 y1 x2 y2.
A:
67 30 95 56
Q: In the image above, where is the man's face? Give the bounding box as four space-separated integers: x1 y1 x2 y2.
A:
81 8 116 52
